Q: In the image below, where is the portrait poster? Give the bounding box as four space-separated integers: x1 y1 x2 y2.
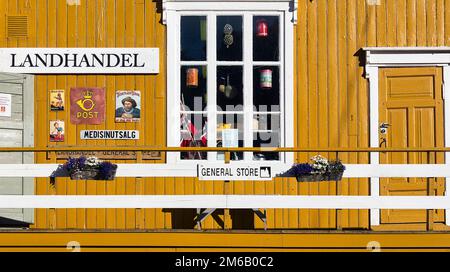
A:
49 89 65 111
70 87 105 125
115 90 141 122
49 120 65 142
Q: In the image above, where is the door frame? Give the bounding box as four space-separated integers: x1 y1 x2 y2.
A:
0 73 34 224
363 47 450 226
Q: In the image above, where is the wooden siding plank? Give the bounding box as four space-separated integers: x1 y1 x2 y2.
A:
357 0 369 229
386 0 396 46
427 0 437 46
446 0 450 45
417 0 426 46
104 0 116 230
407 0 417 46
397 0 407 46
338 0 349 229
143 0 156 230
437 0 444 45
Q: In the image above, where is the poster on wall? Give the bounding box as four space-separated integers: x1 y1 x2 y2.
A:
115 90 141 122
70 87 105 125
49 89 65 111
0 93 12 117
49 120 65 142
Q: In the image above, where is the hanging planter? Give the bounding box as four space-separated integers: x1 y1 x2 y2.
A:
59 156 118 180
278 155 345 182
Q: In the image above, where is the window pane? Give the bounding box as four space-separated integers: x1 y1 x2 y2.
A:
217 114 244 161
181 16 207 61
253 113 280 132
217 16 243 61
181 66 207 111
180 113 207 160
253 132 280 161
253 16 279 61
217 66 243 112
253 66 280 111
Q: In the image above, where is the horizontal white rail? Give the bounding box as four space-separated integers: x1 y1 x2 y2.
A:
0 195 449 209
1 164 450 178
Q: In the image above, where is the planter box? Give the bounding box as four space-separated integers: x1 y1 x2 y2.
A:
295 171 344 182
69 167 117 180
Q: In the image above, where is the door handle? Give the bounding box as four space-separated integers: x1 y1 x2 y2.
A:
379 137 387 148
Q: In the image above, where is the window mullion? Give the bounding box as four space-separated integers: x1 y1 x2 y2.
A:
207 13 217 162
243 13 253 161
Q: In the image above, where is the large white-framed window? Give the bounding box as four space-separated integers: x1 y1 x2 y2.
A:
165 1 295 165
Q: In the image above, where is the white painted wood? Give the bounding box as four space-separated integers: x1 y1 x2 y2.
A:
3 163 450 178
0 48 159 74
366 65 380 226
445 65 450 226
167 6 294 165
0 195 449 209
22 75 34 223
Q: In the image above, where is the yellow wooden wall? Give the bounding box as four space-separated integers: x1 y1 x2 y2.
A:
0 0 449 230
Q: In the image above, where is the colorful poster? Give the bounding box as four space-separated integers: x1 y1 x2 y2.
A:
49 89 65 111
70 87 105 125
115 90 141 122
49 120 65 142
0 93 11 117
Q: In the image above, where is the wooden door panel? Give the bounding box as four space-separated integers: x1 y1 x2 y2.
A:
379 67 444 228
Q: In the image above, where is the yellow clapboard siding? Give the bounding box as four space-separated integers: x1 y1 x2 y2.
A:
0 0 442 232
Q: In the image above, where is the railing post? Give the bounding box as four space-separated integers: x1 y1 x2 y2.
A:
224 151 232 230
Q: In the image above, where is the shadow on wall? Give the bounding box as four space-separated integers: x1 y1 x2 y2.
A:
0 217 30 228
163 209 256 230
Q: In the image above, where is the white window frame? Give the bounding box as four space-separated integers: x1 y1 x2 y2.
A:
165 0 295 167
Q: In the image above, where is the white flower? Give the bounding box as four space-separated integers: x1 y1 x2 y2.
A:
85 156 102 167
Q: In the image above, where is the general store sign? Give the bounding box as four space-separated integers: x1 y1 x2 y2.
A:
0 48 159 74
198 164 273 181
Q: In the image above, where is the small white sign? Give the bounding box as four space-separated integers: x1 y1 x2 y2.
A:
0 48 159 74
0 93 12 117
222 129 239 147
198 164 273 181
80 130 139 140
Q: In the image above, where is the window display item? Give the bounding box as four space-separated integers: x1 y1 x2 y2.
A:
223 24 234 48
260 69 272 89
256 19 268 37
186 68 199 88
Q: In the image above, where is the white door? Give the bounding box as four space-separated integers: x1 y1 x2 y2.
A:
0 73 34 225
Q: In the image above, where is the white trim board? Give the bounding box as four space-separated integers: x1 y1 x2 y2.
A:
3 163 450 178
0 195 449 209
363 47 450 226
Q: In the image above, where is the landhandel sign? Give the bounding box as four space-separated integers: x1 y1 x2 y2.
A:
0 48 159 74
198 164 273 181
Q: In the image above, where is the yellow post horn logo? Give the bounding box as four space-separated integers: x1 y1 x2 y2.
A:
76 90 95 111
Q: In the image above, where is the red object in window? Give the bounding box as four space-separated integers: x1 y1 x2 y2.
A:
180 121 207 147
186 68 199 88
256 19 268 37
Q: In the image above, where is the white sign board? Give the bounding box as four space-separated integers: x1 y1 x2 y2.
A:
0 48 159 74
0 93 12 117
198 164 273 181
222 129 239 147
80 130 139 140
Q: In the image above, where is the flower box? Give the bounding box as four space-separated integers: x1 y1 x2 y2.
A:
278 155 345 182
295 171 344 182
57 156 118 180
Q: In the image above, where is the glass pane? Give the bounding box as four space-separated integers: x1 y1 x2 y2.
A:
253 132 280 161
253 16 279 61
253 66 280 111
252 113 280 132
180 113 207 160
217 16 243 61
181 16 207 61
217 114 244 161
180 66 207 111
217 66 243 112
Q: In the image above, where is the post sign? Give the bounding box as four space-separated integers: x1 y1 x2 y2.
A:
198 164 273 181
70 87 105 125
0 48 159 74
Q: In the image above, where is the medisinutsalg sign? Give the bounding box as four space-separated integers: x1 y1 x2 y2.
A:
0 48 159 74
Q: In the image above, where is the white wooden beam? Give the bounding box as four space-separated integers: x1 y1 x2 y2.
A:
0 195 449 209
